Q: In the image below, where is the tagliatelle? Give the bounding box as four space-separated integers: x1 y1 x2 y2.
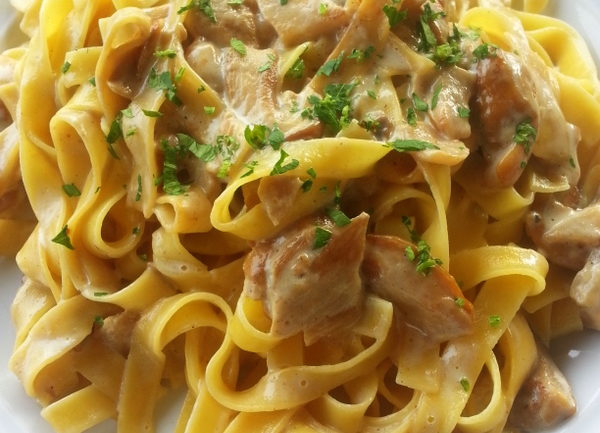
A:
1 0 600 432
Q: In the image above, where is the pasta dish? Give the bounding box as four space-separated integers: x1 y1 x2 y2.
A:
1 0 600 432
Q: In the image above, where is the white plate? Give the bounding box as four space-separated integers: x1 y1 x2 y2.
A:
1 2 600 432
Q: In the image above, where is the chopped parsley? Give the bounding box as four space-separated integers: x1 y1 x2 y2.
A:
178 0 217 23
569 156 576 168
286 58 305 79
230 38 247 56
347 46 375 62
240 160 258 178
388 139 439 152
460 377 470 392
302 82 357 134
227 0 243 5
455 297 466 308
367 90 377 99
457 106 470 118
402 216 442 275
93 316 104 327
280 0 288 4
142 109 163 117
489 315 501 327
204 106 216 115
513 119 537 154
473 43 497 61
154 49 176 58
175 67 186 82
317 51 345 76
94 292 109 297
244 124 284 150
61 61 71 74
383 4 407 28
62 183 81 197
313 227 332 249
270 149 299 175
318 2 328 15
148 67 181 106
132 226 141 235
159 139 189 195
301 168 317 192
106 112 124 145
431 83 443 109
89 77 96 86
417 3 444 53
327 208 351 227
258 53 276 72
406 107 417 126
52 225 74 250
135 174 142 201
412 93 429 112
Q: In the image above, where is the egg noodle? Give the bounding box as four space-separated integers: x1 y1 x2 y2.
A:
1 0 600 432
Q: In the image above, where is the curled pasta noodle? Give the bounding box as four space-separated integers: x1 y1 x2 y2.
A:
2 0 600 432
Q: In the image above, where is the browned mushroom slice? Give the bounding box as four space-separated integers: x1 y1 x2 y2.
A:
243 213 369 344
257 0 349 46
474 51 537 188
429 67 475 140
362 235 474 342
508 347 576 432
222 46 278 124
257 175 303 226
571 248 600 329
526 200 600 271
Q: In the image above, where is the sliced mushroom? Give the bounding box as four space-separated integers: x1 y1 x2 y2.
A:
508 346 576 432
362 234 474 342
243 213 369 344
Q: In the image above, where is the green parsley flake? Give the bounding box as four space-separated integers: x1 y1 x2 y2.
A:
569 156 576 168
327 208 351 227
431 83 443 109
52 225 74 250
89 77 96 86
154 49 176 58
406 107 417 126
228 0 243 5
318 2 328 15
302 82 357 133
382 5 407 28
404 245 416 261
286 58 305 79
62 183 81 197
175 67 185 82
106 112 123 145
412 93 429 112
513 119 537 154
93 316 104 327
270 149 299 176
367 90 377 99
280 0 288 4
132 226 141 235
489 315 501 327
241 160 259 178
94 292 109 297
230 38 247 56
142 109 163 117
455 297 466 308
473 43 497 61
388 139 439 152
457 106 470 118
61 61 71 74
301 168 317 192
313 227 333 249
178 0 217 23
204 106 216 115
244 124 285 150
347 46 375 62
317 51 345 77
148 67 181 106
135 174 142 201
258 54 276 72
460 377 470 392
